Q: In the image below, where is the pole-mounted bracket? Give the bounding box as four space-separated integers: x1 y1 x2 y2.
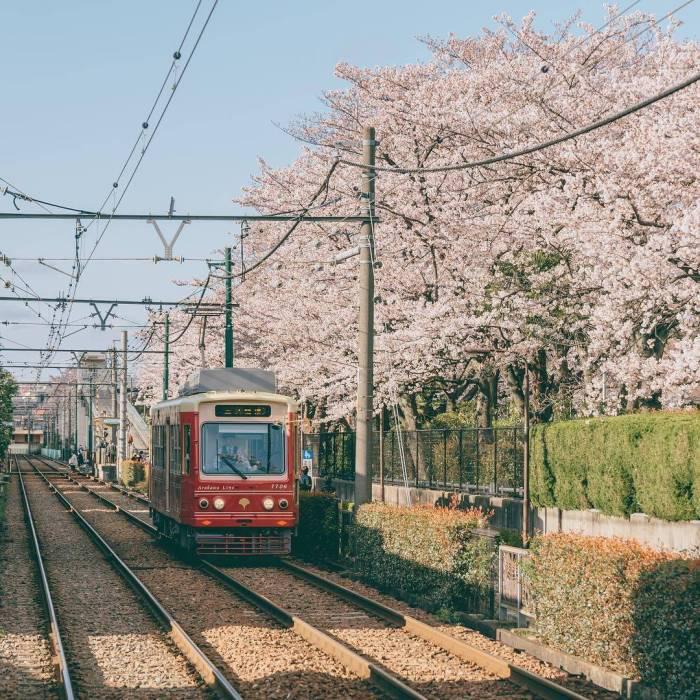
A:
89 302 118 331
148 216 190 260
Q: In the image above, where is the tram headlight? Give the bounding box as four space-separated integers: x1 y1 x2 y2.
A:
262 497 275 511
213 497 225 511
278 498 289 510
199 498 209 509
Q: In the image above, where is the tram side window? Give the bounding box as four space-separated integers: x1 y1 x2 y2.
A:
182 425 191 475
169 424 180 475
152 425 165 469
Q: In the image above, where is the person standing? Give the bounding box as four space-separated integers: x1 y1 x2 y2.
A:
299 465 312 491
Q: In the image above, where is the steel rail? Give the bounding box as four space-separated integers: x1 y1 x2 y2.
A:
14 456 76 700
23 457 242 700
277 561 588 700
34 457 149 506
37 455 589 699
37 459 424 699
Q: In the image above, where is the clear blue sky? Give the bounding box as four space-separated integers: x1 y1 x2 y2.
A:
1 1 698 379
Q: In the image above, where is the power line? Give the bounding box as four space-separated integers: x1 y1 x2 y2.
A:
226 160 342 282
41 1 219 368
337 71 700 174
0 295 222 307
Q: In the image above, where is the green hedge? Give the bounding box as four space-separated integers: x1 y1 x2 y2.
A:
351 503 493 612
292 492 339 562
523 534 699 697
531 412 700 520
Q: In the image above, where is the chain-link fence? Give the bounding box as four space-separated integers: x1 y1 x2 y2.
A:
303 426 524 497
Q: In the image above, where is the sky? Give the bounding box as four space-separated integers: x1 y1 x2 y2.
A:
1 0 698 383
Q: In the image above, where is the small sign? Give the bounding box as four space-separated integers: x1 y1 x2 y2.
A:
215 404 271 418
103 418 120 426
302 448 313 460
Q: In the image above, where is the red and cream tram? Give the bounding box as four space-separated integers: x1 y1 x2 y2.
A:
149 368 299 555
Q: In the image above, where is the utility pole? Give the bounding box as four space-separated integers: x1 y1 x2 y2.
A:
118 331 128 478
111 345 118 460
74 380 79 454
67 387 72 457
354 125 376 508
224 246 233 367
87 373 94 470
522 365 530 545
163 313 170 401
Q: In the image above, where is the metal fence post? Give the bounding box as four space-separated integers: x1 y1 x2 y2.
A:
475 430 480 492
443 429 448 489
458 429 464 490
492 428 498 495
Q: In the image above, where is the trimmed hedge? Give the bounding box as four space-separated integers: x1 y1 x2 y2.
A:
292 492 339 562
531 412 700 520
524 534 699 697
351 503 493 612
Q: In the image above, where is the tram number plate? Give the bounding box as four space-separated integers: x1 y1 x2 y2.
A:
215 404 272 418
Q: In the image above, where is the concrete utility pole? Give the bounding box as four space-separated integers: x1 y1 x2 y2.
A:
111 345 118 457
224 246 233 367
118 331 128 478
87 374 94 468
163 314 170 401
67 387 72 456
522 366 531 545
354 126 376 507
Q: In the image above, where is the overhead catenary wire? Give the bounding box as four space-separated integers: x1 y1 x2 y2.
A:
336 70 700 174
37 1 219 369
482 0 693 136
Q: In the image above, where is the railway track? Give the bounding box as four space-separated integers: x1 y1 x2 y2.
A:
24 457 382 699
0 457 59 699
15 455 238 699
31 456 611 700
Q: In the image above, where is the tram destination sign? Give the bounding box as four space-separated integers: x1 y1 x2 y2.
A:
215 404 272 418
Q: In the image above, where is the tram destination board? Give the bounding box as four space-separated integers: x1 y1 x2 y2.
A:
215 404 272 418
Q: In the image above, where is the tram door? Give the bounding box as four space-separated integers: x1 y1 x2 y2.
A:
164 418 170 512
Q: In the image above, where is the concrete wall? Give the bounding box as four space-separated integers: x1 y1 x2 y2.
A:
320 477 700 553
536 507 700 554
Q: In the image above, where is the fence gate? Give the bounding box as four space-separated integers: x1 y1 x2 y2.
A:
498 545 533 627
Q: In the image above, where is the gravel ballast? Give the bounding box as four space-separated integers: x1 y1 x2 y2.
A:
50 477 380 700
0 475 58 699
21 471 210 699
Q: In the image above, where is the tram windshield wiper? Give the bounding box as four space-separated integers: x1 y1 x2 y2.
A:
217 453 248 479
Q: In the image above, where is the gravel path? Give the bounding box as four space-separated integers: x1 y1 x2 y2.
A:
0 475 58 699
48 477 381 700
223 565 531 700
290 560 619 699
22 470 211 699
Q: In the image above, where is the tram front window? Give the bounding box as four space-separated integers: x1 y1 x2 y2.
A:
201 423 285 476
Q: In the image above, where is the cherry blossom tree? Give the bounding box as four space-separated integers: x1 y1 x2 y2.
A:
136 8 700 427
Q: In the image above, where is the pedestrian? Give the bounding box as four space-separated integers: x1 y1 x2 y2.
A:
68 452 78 470
299 465 312 491
77 449 85 469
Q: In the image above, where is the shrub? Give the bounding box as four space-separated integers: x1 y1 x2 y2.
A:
631 559 700 698
523 533 699 697
530 412 700 520
351 503 494 612
292 492 339 562
120 460 145 487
